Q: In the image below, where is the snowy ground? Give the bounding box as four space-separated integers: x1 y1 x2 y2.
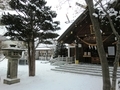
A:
0 59 119 90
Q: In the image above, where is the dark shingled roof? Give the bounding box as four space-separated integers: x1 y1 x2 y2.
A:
57 9 89 44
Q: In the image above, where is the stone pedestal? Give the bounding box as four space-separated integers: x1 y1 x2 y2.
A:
4 59 20 85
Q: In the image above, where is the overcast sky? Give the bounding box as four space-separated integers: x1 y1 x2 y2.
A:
47 0 86 23
46 0 86 35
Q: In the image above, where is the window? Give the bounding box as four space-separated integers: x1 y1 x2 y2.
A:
108 46 115 56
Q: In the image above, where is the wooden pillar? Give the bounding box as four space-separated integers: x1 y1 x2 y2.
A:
68 44 70 57
75 43 79 64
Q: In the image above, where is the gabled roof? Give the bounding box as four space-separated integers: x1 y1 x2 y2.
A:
58 9 90 44
57 5 115 45
58 0 119 44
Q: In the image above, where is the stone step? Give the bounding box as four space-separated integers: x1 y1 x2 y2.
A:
51 64 120 78
52 68 103 77
57 64 120 72
53 67 120 76
57 64 113 71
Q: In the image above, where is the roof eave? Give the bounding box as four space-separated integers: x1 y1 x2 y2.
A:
58 9 89 43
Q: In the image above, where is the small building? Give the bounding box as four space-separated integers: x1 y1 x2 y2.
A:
58 8 117 65
36 47 54 60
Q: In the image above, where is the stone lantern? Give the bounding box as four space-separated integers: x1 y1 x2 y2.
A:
2 44 24 85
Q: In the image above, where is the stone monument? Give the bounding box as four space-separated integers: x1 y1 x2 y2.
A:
2 44 24 85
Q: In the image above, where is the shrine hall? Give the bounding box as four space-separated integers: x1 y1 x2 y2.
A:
58 8 118 66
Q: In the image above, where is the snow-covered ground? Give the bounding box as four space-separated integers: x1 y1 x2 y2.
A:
0 59 120 90
0 59 103 90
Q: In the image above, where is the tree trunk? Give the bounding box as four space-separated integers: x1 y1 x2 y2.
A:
104 6 120 90
100 3 120 89
28 11 36 76
28 40 35 76
31 38 35 76
85 0 111 90
111 38 120 90
27 41 31 76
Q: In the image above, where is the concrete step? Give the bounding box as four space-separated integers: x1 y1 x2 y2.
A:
51 64 120 78
56 64 120 72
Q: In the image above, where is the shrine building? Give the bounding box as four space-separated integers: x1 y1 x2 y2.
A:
58 8 117 66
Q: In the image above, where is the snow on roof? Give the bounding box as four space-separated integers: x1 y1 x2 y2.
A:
36 47 52 50
36 43 56 48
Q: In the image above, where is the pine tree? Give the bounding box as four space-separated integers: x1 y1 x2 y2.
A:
54 43 67 58
1 0 60 76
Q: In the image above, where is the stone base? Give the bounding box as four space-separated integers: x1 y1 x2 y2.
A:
4 78 20 85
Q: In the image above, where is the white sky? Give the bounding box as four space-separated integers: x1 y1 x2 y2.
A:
47 0 86 22
46 0 86 35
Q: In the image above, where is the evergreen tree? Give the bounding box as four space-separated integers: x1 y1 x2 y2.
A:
1 0 60 76
54 43 68 58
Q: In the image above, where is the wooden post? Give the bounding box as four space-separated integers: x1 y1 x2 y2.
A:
75 42 79 64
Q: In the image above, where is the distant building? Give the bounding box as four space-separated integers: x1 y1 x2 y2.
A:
36 47 54 60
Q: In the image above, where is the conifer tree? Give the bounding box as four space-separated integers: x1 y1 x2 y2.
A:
1 0 60 76
54 43 67 58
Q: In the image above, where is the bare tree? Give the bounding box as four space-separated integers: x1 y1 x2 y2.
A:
98 1 120 90
85 0 111 90
85 0 120 90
